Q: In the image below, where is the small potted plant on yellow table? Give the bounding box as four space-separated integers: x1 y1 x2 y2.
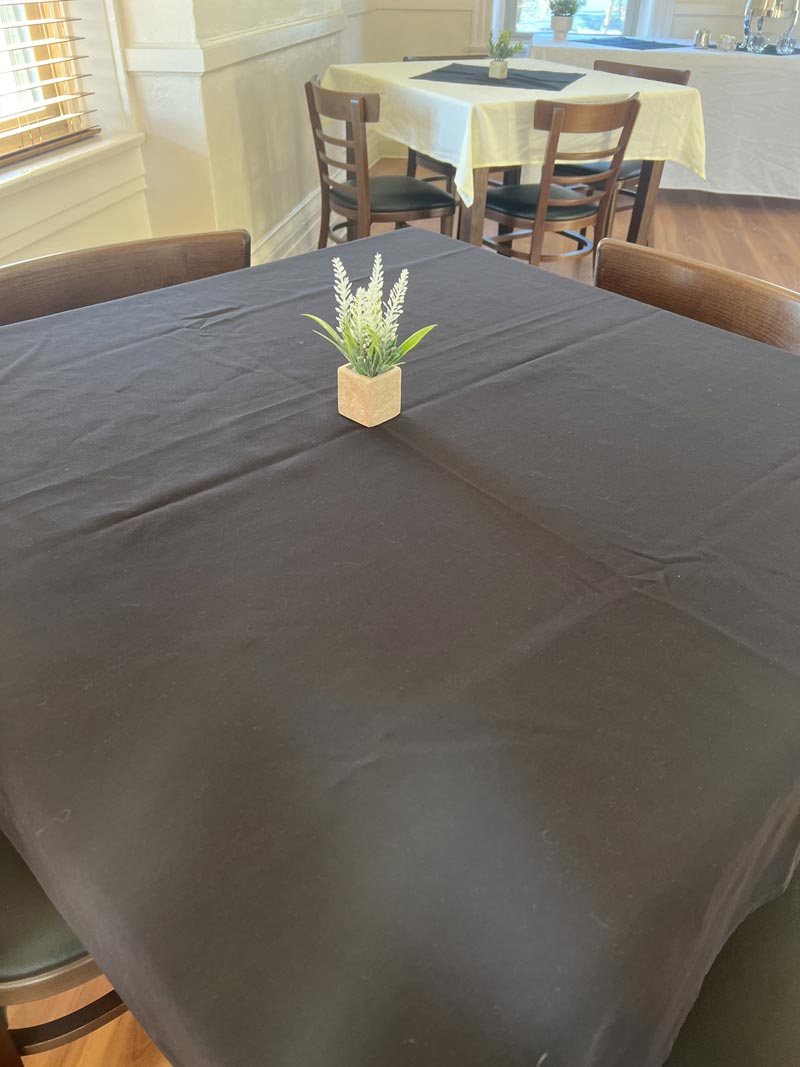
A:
549 0 581 40
487 30 525 79
305 253 436 428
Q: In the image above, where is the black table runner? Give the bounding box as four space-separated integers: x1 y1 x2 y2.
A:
412 61 585 90
1 229 799 1067
575 34 688 49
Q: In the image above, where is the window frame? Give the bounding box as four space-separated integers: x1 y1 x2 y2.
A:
503 0 644 38
0 1 99 168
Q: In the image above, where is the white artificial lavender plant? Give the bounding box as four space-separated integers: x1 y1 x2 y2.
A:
304 253 436 377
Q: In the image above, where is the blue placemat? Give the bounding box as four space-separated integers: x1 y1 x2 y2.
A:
411 62 585 91
574 35 687 49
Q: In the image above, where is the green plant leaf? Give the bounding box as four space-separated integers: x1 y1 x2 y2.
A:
397 323 436 357
303 313 341 343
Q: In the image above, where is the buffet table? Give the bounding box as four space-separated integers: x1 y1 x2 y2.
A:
529 36 800 198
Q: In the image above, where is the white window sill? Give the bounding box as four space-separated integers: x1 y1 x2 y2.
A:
0 131 146 202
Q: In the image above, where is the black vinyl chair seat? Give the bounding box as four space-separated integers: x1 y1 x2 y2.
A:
331 175 456 214
486 183 599 222
1 834 86 984
665 873 800 1066
554 159 643 182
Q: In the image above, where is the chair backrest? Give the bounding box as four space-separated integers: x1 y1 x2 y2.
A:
593 59 691 85
403 53 489 61
595 238 800 354
305 77 381 243
0 231 251 326
529 95 640 261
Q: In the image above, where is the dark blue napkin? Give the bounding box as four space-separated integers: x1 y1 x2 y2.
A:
411 62 585 91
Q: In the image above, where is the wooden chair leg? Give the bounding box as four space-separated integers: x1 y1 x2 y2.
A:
407 149 418 178
346 220 358 241
440 213 454 237
497 222 514 256
0 1014 24 1067
627 160 664 245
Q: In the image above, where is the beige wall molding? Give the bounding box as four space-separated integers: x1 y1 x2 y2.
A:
251 187 320 265
346 0 471 10
125 14 347 75
0 135 149 261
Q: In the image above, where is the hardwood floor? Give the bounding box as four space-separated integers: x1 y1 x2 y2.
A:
10 170 799 1067
374 156 800 292
7 980 169 1066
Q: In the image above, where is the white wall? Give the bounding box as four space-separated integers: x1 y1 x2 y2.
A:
122 0 474 263
670 0 746 38
0 0 475 266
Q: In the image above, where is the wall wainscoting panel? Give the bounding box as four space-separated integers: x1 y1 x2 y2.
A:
0 134 150 264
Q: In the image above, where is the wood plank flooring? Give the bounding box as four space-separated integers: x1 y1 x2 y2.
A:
373 157 800 291
9 176 800 1067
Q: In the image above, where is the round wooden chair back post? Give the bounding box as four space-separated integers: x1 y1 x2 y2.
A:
595 238 800 355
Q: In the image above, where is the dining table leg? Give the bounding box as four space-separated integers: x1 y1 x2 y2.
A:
458 167 491 246
628 159 665 245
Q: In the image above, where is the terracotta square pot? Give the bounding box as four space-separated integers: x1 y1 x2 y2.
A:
337 365 402 427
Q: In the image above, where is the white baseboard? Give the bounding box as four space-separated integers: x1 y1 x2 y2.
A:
252 187 321 265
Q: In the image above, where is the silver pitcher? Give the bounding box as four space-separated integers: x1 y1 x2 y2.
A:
744 0 799 49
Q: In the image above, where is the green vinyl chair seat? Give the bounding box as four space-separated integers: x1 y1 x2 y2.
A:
330 176 456 213
486 182 599 222
0 834 86 984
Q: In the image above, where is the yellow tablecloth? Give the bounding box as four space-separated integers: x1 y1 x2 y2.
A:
324 59 706 206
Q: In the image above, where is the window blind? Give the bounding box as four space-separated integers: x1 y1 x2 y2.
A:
0 1 99 167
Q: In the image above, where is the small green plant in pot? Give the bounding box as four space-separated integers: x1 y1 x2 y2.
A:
549 0 581 39
487 30 525 79
304 253 436 427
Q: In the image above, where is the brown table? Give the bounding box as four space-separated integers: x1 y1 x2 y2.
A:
1 229 798 1067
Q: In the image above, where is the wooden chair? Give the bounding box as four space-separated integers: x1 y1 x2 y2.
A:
0 834 126 1065
483 95 640 267
402 56 491 195
0 230 251 327
305 78 456 247
556 60 691 243
595 239 800 354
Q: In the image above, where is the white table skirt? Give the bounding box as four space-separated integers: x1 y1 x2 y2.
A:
324 59 705 207
529 37 800 199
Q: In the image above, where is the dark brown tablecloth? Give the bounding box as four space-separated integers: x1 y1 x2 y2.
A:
1 228 798 1067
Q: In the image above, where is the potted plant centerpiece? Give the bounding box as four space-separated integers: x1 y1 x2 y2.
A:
549 0 581 39
487 30 524 79
305 253 436 428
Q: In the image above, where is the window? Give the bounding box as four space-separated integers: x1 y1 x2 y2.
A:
0 1 99 168
512 0 630 35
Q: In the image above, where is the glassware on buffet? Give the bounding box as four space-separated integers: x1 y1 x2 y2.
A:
743 0 799 50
